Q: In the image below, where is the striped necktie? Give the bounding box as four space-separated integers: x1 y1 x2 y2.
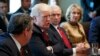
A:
57 27 72 48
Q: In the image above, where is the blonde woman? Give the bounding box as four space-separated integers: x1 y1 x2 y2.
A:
60 4 90 51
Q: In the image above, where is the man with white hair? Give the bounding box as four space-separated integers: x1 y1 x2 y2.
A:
29 3 64 56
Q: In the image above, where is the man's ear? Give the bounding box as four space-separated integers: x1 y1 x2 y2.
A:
23 28 28 37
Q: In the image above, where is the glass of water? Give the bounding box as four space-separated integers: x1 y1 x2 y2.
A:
91 43 98 56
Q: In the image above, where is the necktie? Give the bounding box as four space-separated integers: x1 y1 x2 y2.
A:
2 16 9 26
42 32 50 46
57 27 72 48
20 47 25 56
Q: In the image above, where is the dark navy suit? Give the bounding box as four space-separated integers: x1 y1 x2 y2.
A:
89 16 100 44
81 0 100 22
0 14 11 32
0 33 33 56
14 7 31 15
50 24 73 56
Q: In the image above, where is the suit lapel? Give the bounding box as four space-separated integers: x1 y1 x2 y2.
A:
50 25 72 48
5 33 20 56
50 25 62 39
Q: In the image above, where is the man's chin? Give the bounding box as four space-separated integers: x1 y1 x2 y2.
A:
44 26 50 30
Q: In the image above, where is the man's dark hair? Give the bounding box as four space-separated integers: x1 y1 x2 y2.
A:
7 13 33 34
0 0 7 3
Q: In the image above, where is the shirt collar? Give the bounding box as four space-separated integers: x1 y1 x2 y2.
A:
9 33 21 52
53 25 58 29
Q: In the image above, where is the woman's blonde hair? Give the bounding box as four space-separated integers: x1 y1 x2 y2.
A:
65 4 83 21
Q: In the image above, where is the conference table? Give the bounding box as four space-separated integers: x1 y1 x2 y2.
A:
72 48 100 56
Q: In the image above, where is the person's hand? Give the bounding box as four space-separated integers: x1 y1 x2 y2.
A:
76 43 90 53
76 43 85 52
88 11 96 18
46 46 53 53
84 42 90 49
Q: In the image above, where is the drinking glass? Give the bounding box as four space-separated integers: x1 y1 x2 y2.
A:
91 43 98 56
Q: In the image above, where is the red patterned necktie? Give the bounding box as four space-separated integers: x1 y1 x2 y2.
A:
57 27 72 48
42 32 50 45
20 47 25 56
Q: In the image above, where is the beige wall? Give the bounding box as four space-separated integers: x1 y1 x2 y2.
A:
58 0 81 16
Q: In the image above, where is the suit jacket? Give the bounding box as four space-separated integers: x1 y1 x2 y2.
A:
29 24 64 56
14 7 31 15
81 0 100 22
50 24 73 56
0 33 32 56
0 14 11 32
81 0 100 11
89 16 100 45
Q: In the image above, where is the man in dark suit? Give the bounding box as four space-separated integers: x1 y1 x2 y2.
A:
89 16 100 45
0 13 34 56
81 0 100 22
14 0 31 15
89 6 100 18
50 5 88 56
0 0 11 32
29 3 65 56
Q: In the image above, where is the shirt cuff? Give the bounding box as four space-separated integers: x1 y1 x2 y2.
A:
51 46 53 53
72 48 76 56
46 46 54 53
